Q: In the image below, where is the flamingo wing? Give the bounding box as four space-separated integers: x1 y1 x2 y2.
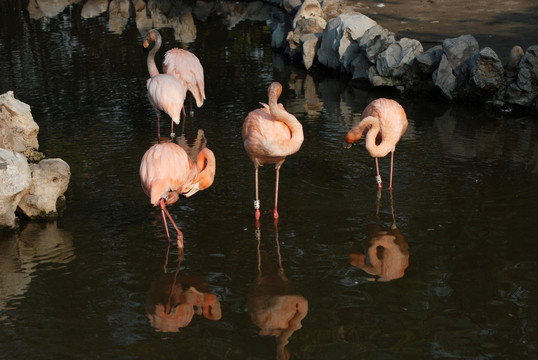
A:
163 49 205 108
146 74 187 125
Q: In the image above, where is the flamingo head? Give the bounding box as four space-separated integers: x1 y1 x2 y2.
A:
267 82 283 102
143 29 161 49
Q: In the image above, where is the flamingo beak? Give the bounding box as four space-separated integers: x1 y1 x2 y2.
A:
183 182 200 198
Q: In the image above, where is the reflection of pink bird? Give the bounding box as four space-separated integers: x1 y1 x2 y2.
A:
144 29 205 121
139 142 216 247
345 98 408 189
242 82 304 220
143 30 187 140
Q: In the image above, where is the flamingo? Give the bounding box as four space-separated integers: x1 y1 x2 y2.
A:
242 82 304 220
139 142 216 248
144 29 205 119
143 30 188 139
345 98 408 189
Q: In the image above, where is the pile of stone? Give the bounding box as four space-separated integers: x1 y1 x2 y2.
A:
271 0 538 110
0 92 71 229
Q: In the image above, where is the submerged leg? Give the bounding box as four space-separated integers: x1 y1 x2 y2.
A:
375 157 382 189
254 166 260 220
273 167 280 219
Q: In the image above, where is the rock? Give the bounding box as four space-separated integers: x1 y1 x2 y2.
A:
317 16 344 70
416 45 443 75
108 0 130 34
292 0 323 28
321 0 346 21
338 13 377 71
301 33 322 69
358 24 395 63
442 35 479 70
18 159 71 219
375 38 423 79
81 0 108 18
470 47 505 99
433 54 457 99
506 45 524 72
286 17 326 59
505 45 538 106
0 149 32 229
0 91 39 153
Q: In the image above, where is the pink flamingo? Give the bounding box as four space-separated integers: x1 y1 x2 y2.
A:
139 142 216 248
242 82 304 220
144 29 205 120
345 98 408 189
143 31 187 139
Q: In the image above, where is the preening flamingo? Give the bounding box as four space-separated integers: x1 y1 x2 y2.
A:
139 142 216 248
242 82 304 220
143 31 187 139
345 98 408 189
144 29 205 119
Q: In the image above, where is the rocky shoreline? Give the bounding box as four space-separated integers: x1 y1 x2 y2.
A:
0 92 71 229
269 0 538 112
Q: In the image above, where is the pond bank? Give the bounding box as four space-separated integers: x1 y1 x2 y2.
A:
269 0 538 112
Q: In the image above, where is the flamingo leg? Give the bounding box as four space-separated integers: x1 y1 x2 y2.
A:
156 111 161 140
273 167 280 219
254 166 260 220
375 157 382 189
160 198 184 248
389 151 394 189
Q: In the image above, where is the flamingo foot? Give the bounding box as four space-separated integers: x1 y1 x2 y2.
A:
170 132 176 138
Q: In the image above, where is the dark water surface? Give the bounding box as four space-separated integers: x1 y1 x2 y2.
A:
1 1 538 359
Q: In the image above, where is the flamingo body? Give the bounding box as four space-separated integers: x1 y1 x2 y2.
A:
164 48 205 108
146 74 186 132
242 82 304 220
345 98 408 188
140 142 216 246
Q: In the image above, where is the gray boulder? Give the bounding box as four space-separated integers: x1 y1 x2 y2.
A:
469 47 505 99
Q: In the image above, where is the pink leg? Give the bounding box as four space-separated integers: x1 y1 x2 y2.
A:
273 167 280 219
156 112 161 140
160 199 184 248
375 157 382 189
254 167 260 220
389 151 394 189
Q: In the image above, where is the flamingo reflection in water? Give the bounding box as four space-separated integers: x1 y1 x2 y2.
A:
348 190 409 282
248 221 308 360
146 246 222 333
139 141 216 248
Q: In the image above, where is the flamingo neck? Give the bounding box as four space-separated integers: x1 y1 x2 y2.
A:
268 99 304 152
195 148 216 190
361 116 394 158
147 36 161 78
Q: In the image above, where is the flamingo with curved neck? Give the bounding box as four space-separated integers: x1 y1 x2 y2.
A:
345 98 408 189
143 30 187 139
139 142 216 248
242 82 304 220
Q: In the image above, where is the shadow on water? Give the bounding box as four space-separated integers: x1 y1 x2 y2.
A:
1 0 538 358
